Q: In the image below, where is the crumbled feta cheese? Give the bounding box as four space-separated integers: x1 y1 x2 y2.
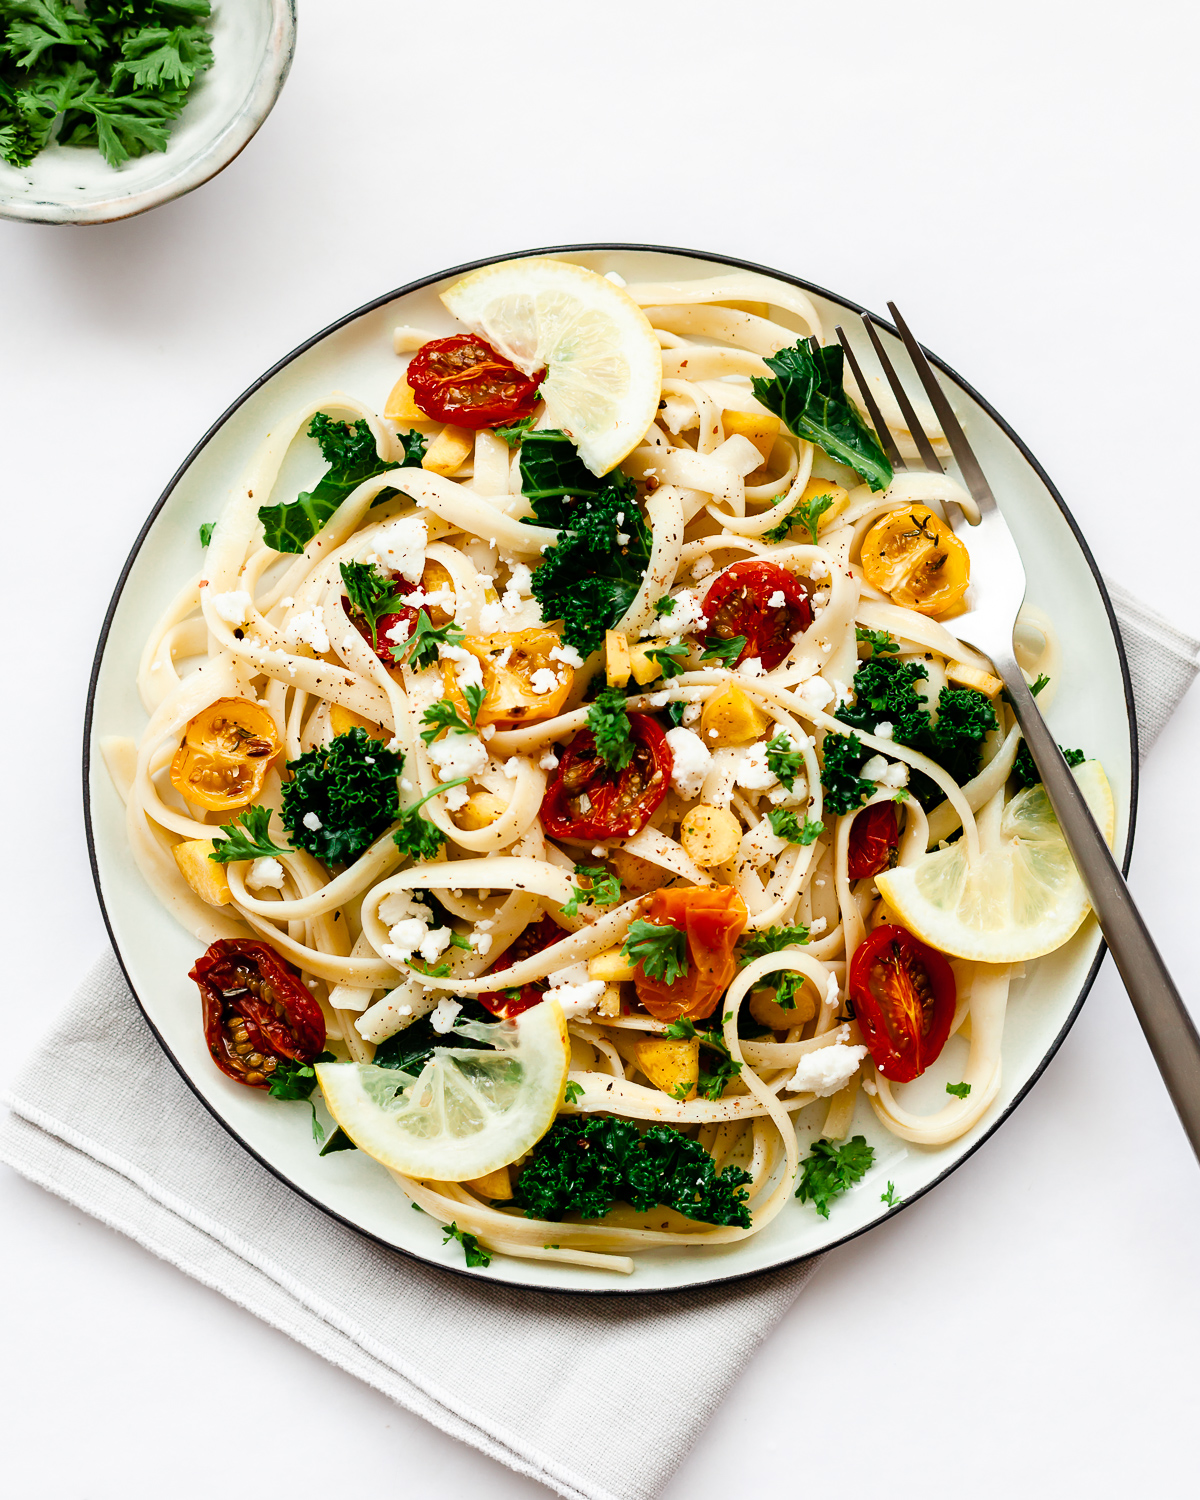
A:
766 590 786 608
690 554 714 580
789 1042 868 1097
506 562 533 595
209 590 253 626
879 761 909 789
302 811 322 832
549 643 584 668
665 726 713 798
733 742 779 791
340 633 359 653
591 845 606 858
809 916 828 935
812 589 830 608
439 642 484 690
832 679 852 707
862 1076 878 1096
539 751 560 771
682 701 703 727
245 856 285 890
737 656 765 679
427 732 489 784
285 607 329 654
661 588 709 637
548 979 606 1019
798 676 835 710
555 961 590 987
874 721 894 740
861 754 890 781
418 927 453 964
825 973 840 1008
379 890 431 928
430 998 463 1034
647 691 669 708
359 515 427 583
529 667 560 695
469 929 493 956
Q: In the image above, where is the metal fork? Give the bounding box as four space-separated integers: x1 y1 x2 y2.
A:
834 307 1200 1163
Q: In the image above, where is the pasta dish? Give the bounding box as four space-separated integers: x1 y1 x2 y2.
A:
103 257 1111 1275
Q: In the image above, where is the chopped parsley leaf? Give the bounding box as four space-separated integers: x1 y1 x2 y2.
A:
795 1135 876 1218
209 805 290 864
621 920 688 984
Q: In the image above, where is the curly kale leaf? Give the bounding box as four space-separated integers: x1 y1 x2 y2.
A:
280 727 402 866
1012 742 1085 789
513 1117 752 1227
820 732 875 815
373 998 494 1076
752 340 893 492
259 415 400 553
528 464 653 655
927 688 1000 787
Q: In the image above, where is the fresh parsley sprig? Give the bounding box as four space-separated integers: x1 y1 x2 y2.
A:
767 810 824 846
494 415 537 448
663 1018 743 1100
738 925 811 964
209 806 290 865
855 626 900 656
340 560 409 650
621 920 688 983
701 634 747 668
442 1221 492 1269
391 778 470 862
653 596 676 618
420 690 483 744
881 1181 899 1207
764 487 836 544
401 610 467 672
795 1136 876 1218
268 1052 337 1146
646 642 689 680
563 865 622 918
765 732 803 790
946 1081 972 1099
587 687 634 770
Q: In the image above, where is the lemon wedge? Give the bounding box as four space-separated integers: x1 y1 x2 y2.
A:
875 761 1114 964
441 257 662 476
315 999 569 1181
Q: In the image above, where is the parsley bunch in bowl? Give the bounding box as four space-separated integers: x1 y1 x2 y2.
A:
0 1 215 170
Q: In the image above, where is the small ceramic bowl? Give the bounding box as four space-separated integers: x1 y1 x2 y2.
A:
0 0 295 226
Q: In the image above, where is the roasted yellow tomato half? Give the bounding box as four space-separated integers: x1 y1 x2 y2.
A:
860 504 970 616
442 628 574 729
169 697 282 812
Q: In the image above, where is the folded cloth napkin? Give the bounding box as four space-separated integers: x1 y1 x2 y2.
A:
1 581 1195 1500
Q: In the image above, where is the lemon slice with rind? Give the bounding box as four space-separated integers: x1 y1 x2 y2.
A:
875 761 1114 964
441 257 662 476
315 999 569 1181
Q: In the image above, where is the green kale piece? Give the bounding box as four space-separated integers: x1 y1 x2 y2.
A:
1012 742 1085 789
373 998 494 1076
442 1221 491 1269
525 437 653 655
512 1117 752 1228
946 1081 972 1098
700 634 747 668
587 687 634 770
646 642 689 679
836 653 931 746
280 727 402 866
395 428 427 469
621 919 688 983
258 415 400 553
795 1135 875 1218
494 415 537 448
752 340 893 492
208 805 290 864
519 428 604 508
820 732 875 815
927 688 1000 787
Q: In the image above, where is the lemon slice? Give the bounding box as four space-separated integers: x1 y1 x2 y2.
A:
441 257 662 476
315 999 569 1181
875 761 1114 964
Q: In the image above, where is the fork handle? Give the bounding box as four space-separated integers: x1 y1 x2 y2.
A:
999 658 1200 1160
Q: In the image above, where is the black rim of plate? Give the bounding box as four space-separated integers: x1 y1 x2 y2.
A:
82 243 1140 1297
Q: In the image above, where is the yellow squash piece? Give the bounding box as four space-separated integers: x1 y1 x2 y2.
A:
605 629 632 688
172 839 232 907
634 1036 700 1101
700 683 772 747
465 1165 512 1200
329 703 385 739
588 947 638 982
629 640 672 686
384 376 426 423
422 424 474 477
722 409 781 464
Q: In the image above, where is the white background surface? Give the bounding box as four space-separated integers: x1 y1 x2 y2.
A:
2 1 1198 1494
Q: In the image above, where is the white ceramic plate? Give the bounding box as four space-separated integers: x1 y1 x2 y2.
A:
0 0 294 225
84 246 1137 1293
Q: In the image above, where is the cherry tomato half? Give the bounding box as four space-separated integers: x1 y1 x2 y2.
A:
860 504 970 616
189 939 326 1088
344 560 456 668
541 714 673 841
847 803 899 880
848 924 955 1083
406 334 544 430
478 914 563 1018
633 886 749 1024
443 628 574 729
169 698 282 812
701 560 813 671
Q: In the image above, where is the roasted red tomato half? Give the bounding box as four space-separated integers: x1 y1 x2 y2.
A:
847 803 900 880
848 924 955 1083
406 334 544 429
478 914 563 1018
701 560 813 671
540 714 672 841
189 939 326 1088
634 886 749 1024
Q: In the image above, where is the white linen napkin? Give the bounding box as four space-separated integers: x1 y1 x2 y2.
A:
1 582 1195 1500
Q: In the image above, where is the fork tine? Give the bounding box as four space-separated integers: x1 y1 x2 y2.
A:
834 325 906 471
861 314 944 474
885 302 995 508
